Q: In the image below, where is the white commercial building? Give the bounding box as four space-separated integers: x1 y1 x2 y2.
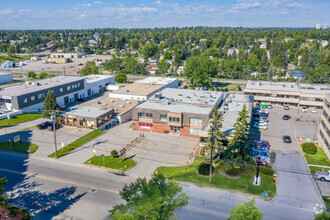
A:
0 72 13 84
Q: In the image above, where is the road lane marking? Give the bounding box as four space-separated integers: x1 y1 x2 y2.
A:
0 167 119 194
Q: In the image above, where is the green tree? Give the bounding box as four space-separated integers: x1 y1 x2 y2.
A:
109 173 189 220
80 61 99 76
115 73 127 83
43 90 59 118
158 59 170 76
39 72 52 79
201 107 225 156
267 64 273 80
164 51 173 60
104 56 122 73
223 104 252 163
228 199 263 220
0 177 9 206
6 45 15 56
314 210 330 220
124 57 139 74
27 71 36 78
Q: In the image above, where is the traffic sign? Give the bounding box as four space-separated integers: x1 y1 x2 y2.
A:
13 135 20 143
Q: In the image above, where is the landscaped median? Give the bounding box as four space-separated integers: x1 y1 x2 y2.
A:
0 142 38 154
300 143 330 174
85 156 136 171
154 157 276 198
0 113 43 127
48 129 106 158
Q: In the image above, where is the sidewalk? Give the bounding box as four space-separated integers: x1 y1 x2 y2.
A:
308 164 330 169
0 118 45 135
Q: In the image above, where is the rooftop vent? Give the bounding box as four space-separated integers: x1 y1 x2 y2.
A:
122 98 126 101
97 101 101 104
101 103 107 106
119 105 125 108
109 100 115 103
155 92 162 99
124 89 129 92
126 101 131 104
86 109 90 112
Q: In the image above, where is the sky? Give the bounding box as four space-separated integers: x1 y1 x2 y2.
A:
0 0 329 29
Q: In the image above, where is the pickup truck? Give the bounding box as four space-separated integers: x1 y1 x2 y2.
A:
315 171 330 181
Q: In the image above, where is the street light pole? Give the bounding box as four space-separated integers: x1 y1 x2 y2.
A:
209 127 215 185
255 155 260 185
52 111 58 159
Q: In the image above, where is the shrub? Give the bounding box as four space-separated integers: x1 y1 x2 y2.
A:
111 150 119 158
115 73 127 83
198 163 213 175
302 143 317 155
259 167 276 176
224 163 239 176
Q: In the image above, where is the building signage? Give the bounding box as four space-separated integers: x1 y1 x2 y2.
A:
13 135 20 143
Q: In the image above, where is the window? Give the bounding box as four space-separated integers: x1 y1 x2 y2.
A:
38 93 45 99
105 116 108 120
77 83 80 87
23 98 27 103
138 112 153 119
170 126 180 132
169 117 180 124
98 119 102 123
190 128 201 135
31 96 35 101
139 122 153 129
160 114 167 121
60 88 64 92
190 118 202 125
67 86 71 91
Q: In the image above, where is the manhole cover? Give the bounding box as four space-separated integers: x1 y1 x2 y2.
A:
89 188 97 193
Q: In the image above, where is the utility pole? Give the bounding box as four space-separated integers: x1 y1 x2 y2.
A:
209 127 215 184
52 111 58 158
255 155 261 185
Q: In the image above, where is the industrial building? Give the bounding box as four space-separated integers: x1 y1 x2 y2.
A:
47 58 71 64
0 75 114 112
0 72 13 84
318 93 330 158
244 80 330 109
109 77 178 100
132 88 224 138
50 53 83 59
62 106 115 130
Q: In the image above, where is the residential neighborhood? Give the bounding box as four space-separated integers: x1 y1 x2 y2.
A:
0 1 329 220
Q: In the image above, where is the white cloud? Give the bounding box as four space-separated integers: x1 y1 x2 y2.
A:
104 6 158 14
81 3 91 7
93 1 103 4
232 2 260 10
0 8 14 15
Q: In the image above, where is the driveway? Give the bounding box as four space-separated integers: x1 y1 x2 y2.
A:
259 106 323 210
57 122 199 178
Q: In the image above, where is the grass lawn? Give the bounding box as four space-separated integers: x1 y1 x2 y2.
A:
0 55 30 64
0 114 43 127
0 142 38 154
309 166 330 175
155 157 276 198
322 196 330 209
85 156 136 171
303 146 330 166
48 129 106 158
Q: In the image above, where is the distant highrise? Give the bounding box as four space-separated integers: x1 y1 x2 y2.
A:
323 24 328 30
316 23 321 29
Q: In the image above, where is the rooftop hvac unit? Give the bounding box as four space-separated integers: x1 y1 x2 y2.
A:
124 89 129 92
126 101 131 104
97 101 101 104
122 98 126 101
119 105 125 108
109 100 115 103
155 92 162 99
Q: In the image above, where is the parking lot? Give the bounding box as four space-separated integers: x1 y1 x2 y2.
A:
57 122 199 177
254 105 324 210
0 125 91 158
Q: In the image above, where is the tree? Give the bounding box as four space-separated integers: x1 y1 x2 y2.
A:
0 178 9 206
158 59 170 76
314 210 330 220
27 71 36 78
115 73 127 83
109 173 189 220
39 72 54 79
267 64 273 80
201 107 225 156
164 51 172 60
6 45 15 56
104 56 122 73
228 199 263 220
43 90 59 118
223 104 252 163
80 61 99 76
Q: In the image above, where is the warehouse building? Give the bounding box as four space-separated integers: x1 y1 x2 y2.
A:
50 53 83 59
0 75 114 112
132 88 224 138
0 72 13 84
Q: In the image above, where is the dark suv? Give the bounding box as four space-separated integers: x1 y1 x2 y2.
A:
282 115 291 120
37 121 52 130
282 135 292 143
47 123 61 131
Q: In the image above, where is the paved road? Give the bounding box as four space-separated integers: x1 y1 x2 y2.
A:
260 107 324 210
0 150 320 220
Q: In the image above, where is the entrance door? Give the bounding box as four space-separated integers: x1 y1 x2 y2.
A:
87 89 91 96
64 96 69 104
74 93 78 101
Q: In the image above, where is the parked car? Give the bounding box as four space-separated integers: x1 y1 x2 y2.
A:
301 106 308 113
60 105 67 111
37 121 52 130
267 104 273 109
258 140 270 148
260 109 269 114
282 135 292 143
259 124 268 130
284 105 289 110
282 115 291 120
47 123 61 131
311 109 317 114
259 117 269 122
315 171 330 181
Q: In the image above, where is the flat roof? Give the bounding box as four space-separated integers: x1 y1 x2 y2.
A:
245 80 330 95
135 77 177 85
135 88 223 115
245 80 300 92
84 75 114 83
0 72 12 76
0 76 83 96
89 97 140 116
63 106 112 118
110 83 165 96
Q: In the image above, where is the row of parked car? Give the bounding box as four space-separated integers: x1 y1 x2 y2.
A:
251 140 271 166
252 109 269 130
36 121 62 131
